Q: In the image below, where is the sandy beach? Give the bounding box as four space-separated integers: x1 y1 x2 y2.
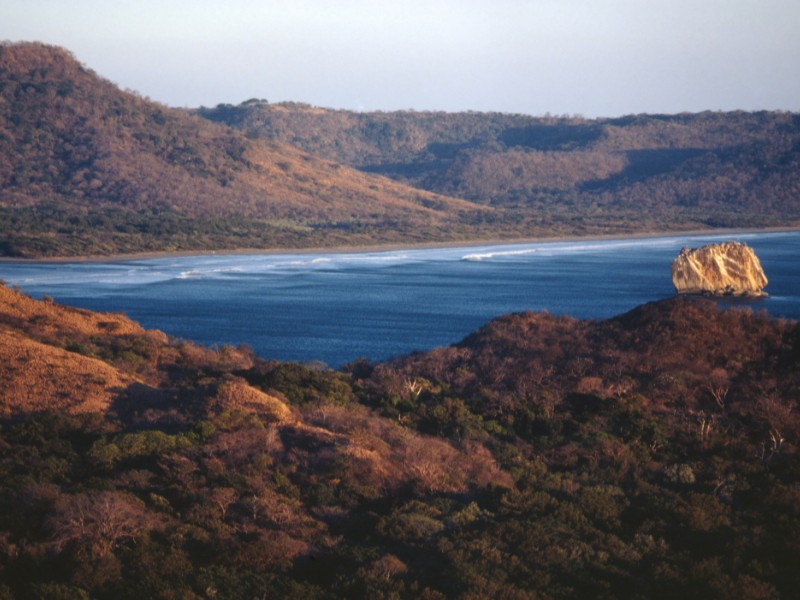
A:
2 226 798 264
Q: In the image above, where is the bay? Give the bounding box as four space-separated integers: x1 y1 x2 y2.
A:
2 231 798 368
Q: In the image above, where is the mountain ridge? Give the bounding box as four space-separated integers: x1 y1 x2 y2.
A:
3 41 800 257
198 101 800 233
0 42 488 257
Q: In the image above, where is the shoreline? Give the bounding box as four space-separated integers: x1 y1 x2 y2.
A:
1 226 798 264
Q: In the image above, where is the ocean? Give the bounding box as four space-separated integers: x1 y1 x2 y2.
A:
2 231 798 367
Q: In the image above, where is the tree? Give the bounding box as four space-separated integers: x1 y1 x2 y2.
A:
706 368 730 411
46 491 156 557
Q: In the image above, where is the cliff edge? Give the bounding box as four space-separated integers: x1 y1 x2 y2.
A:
671 241 768 296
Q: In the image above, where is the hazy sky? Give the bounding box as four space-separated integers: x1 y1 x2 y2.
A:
2 0 799 116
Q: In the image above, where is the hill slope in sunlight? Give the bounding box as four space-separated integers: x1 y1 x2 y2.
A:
0 43 488 257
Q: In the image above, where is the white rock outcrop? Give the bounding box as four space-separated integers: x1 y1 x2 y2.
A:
671 241 768 296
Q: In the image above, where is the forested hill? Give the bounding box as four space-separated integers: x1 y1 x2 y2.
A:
0 42 486 257
199 102 800 232
0 284 798 597
3 40 800 258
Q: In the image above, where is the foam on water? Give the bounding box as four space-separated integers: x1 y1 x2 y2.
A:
457 234 749 262
0 233 788 288
8 250 440 288
462 248 539 261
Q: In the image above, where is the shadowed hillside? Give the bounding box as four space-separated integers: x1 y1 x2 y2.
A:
199 102 800 233
0 43 488 257
0 284 798 598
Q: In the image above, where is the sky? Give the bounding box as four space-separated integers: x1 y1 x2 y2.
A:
1 0 799 117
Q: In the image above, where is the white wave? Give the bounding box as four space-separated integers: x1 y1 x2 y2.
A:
364 252 413 261
462 248 539 261
177 270 201 280
176 266 245 279
207 268 233 277
458 236 717 262
282 256 333 268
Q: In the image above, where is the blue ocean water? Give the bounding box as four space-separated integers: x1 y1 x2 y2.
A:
2 231 798 367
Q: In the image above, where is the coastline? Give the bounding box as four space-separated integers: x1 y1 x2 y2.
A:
1 225 798 264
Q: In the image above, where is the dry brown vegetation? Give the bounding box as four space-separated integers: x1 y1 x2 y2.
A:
0 282 505 494
202 101 800 234
3 41 800 257
377 297 800 440
0 42 488 257
0 284 798 598
0 329 135 416
0 282 146 338
1 39 800 597
208 376 295 423
0 284 148 415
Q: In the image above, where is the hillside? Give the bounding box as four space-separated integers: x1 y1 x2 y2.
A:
199 102 800 232
0 43 487 257
0 285 798 598
4 42 800 258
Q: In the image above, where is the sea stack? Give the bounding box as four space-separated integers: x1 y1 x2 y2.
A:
671 241 768 296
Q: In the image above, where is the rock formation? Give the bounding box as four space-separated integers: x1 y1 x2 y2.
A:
671 241 768 296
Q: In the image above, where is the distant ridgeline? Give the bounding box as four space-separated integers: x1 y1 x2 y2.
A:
197 101 800 231
2 40 800 257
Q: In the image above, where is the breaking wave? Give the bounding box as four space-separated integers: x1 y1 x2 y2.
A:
462 248 539 261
